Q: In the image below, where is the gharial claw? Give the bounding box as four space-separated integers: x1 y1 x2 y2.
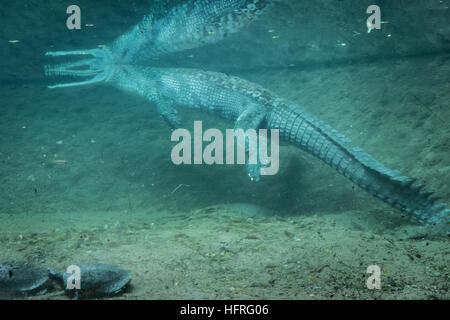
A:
247 163 261 182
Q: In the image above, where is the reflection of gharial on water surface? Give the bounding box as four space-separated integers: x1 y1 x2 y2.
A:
44 0 448 234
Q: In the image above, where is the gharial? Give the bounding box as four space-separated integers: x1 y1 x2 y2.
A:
44 0 449 233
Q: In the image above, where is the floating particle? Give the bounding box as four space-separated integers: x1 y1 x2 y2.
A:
52 159 68 164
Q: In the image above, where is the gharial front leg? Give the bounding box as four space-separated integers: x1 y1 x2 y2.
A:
155 97 182 129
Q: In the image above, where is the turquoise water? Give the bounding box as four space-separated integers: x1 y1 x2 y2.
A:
0 0 449 299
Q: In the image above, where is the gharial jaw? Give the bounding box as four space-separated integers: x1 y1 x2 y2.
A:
44 47 116 89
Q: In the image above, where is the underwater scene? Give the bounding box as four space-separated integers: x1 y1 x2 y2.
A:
0 0 449 300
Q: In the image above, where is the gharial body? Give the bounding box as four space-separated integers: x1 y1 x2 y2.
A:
44 0 449 233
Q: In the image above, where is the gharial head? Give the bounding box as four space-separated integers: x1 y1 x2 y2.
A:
44 47 116 89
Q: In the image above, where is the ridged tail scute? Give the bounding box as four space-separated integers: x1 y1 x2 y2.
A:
268 104 449 234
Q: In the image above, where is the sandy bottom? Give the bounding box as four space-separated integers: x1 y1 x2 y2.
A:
1 203 448 300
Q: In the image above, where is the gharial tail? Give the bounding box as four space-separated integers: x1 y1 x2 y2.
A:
268 104 449 235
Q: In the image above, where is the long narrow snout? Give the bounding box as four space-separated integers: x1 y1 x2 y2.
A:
44 48 112 88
